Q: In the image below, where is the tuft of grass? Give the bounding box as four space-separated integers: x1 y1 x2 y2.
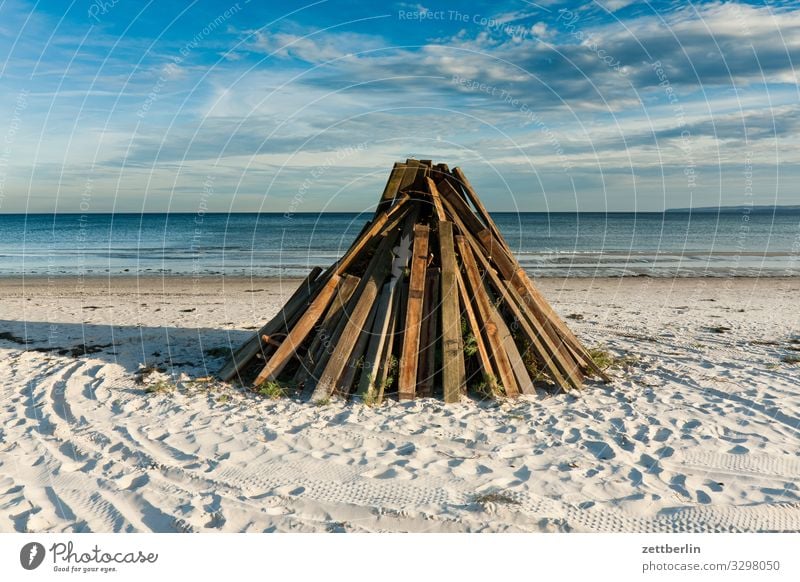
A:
588 347 615 370
382 355 398 391
144 380 176 394
460 318 478 357
781 355 800 365
255 380 290 399
474 491 520 506
474 374 504 400
217 393 231 404
589 346 638 371
314 397 331 407
361 392 377 407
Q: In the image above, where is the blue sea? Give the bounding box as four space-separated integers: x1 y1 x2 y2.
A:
1 211 799 278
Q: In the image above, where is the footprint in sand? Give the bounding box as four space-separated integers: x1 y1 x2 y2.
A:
682 419 702 431
633 425 650 443
118 473 149 491
565 427 581 444
638 453 663 475
583 441 616 461
654 427 673 442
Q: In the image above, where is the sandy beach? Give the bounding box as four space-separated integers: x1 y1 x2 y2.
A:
0 276 798 533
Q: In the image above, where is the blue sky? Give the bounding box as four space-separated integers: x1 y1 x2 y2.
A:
0 0 798 213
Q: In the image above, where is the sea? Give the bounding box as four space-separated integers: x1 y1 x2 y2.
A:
1 210 799 278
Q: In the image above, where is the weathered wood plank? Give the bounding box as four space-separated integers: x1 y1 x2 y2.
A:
355 281 396 399
293 274 360 386
252 274 342 385
251 202 412 385
398 224 430 400
400 160 421 191
416 267 440 398
456 235 520 398
437 178 486 235
455 268 493 381
374 289 400 404
477 230 517 280
219 266 323 381
438 221 466 403
336 297 379 397
439 191 581 390
512 269 607 382
452 167 509 251
311 230 400 402
374 163 407 216
465 234 581 391
426 177 447 221
355 212 415 399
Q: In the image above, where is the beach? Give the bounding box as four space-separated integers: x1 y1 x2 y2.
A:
0 276 798 533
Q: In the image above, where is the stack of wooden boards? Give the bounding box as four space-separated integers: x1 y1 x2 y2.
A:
219 160 608 403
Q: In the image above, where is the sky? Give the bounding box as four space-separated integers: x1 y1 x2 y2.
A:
0 0 798 213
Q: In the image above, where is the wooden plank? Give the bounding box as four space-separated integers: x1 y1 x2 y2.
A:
398 224 430 400
330 196 410 277
457 236 519 398
355 281 396 399
452 167 509 251
252 274 342 385
437 179 485 235
355 212 415 399
455 269 493 380
293 274 360 386
438 191 582 390
251 202 412 385
438 221 466 403
219 266 323 381
400 160 421 191
311 230 400 402
438 178 519 280
374 163 407 216
512 269 608 382
301 281 363 397
494 309 537 396
336 298 379 397
477 230 517 280
464 234 582 391
426 177 447 221
374 290 400 404
416 268 440 398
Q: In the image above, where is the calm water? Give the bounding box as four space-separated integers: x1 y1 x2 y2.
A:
1 211 799 278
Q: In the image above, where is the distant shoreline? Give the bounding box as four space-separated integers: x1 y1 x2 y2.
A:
2 206 800 216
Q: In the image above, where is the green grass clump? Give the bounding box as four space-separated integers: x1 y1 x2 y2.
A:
255 380 289 399
144 380 176 394
460 317 478 357
474 491 520 506
589 346 638 371
781 355 800 365
474 374 504 400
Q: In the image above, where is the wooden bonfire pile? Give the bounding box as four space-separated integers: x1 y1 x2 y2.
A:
220 160 608 403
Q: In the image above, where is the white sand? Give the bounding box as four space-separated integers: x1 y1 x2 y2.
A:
0 276 798 533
